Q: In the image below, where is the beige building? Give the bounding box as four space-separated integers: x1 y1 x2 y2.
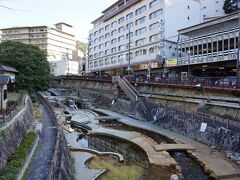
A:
87 0 203 76
0 23 77 75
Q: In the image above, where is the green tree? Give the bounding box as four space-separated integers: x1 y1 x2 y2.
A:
0 41 51 93
76 40 87 55
223 0 239 14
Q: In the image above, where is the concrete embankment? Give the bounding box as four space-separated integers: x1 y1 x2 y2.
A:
0 96 35 170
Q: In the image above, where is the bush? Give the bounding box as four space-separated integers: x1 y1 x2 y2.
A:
0 132 36 180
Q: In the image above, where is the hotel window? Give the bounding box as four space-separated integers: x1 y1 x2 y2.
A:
135 17 146 26
118 55 124 62
149 10 162 20
89 33 93 39
94 61 98 67
99 36 104 41
89 55 93 61
135 51 140 57
118 17 124 24
94 53 98 58
111 21 117 27
99 60 104 66
118 26 125 33
94 31 98 36
94 38 98 43
111 38 117 45
111 30 117 36
149 22 159 31
149 47 154 54
99 43 104 49
149 0 161 9
94 46 98 51
111 56 117 64
135 6 146 16
105 49 110 55
99 51 104 57
89 62 93 68
135 27 146 36
99 28 104 34
135 38 145 46
105 41 110 47
118 45 125 51
126 22 134 30
105 33 110 39
111 47 117 53
105 58 110 65
126 32 133 39
149 34 159 42
105 24 110 31
118 35 125 42
126 12 133 20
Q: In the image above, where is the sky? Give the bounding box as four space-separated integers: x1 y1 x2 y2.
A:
0 0 116 43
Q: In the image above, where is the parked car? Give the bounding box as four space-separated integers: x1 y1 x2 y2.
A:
215 76 237 88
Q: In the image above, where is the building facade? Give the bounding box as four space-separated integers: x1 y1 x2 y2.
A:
87 0 202 76
177 12 239 77
200 0 226 21
0 23 77 76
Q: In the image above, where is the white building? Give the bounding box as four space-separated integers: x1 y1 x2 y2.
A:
200 0 226 21
87 0 202 75
50 59 79 76
0 22 77 76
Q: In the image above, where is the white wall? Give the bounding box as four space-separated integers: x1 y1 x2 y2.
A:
165 0 202 41
201 0 225 21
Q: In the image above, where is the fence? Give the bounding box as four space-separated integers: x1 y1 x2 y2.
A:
0 93 24 124
56 75 240 91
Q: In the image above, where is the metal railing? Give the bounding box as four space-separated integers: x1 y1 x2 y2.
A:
117 76 147 115
55 75 240 91
134 76 240 90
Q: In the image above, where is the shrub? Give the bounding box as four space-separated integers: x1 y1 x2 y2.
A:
0 132 36 180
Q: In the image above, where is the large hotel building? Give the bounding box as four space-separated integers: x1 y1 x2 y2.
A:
0 23 79 76
87 0 228 76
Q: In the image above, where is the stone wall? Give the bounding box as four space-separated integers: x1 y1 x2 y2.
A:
0 96 35 170
58 79 240 121
57 88 240 155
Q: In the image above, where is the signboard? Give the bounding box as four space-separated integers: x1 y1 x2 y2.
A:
200 123 207 132
166 59 177 67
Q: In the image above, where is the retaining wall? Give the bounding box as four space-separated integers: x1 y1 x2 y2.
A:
0 96 35 170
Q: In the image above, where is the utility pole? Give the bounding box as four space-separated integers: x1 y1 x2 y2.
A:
237 1 240 87
128 28 131 75
237 1 240 88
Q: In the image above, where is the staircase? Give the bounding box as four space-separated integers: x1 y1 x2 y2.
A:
116 76 147 116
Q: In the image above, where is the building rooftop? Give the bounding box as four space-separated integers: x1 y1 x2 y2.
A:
92 0 140 24
178 12 240 34
55 22 73 28
0 25 48 31
0 65 19 73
